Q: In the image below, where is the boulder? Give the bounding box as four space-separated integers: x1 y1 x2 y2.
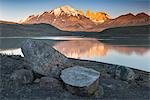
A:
60 66 101 96
115 66 136 81
21 39 72 76
10 69 34 84
47 66 62 79
39 77 62 88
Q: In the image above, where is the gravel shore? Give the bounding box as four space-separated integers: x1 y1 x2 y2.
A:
0 55 150 100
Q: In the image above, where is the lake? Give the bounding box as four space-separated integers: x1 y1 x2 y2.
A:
0 36 150 72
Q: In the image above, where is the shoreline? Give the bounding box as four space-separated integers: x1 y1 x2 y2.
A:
1 54 150 73
1 54 150 76
69 58 150 73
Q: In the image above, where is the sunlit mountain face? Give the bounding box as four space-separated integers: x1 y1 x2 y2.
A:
19 5 150 32
19 5 97 32
53 40 149 59
20 5 111 24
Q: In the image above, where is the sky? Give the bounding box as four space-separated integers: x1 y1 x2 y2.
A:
0 0 149 22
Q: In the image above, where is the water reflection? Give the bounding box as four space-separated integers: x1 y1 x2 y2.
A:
53 40 149 58
54 40 108 58
53 40 150 72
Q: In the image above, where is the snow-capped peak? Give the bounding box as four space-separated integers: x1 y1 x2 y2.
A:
52 5 78 16
20 5 79 23
19 15 36 23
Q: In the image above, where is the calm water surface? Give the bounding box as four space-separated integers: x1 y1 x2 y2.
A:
0 37 150 72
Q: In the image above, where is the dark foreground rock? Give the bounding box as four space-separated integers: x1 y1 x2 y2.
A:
21 39 72 76
60 66 101 96
10 69 34 85
0 55 150 100
39 77 62 88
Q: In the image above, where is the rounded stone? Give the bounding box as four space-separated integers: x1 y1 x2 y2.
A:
60 66 100 96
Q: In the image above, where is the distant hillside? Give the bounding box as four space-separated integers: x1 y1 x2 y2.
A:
0 23 70 37
0 20 18 24
97 25 150 37
0 22 149 38
70 25 150 38
81 25 150 45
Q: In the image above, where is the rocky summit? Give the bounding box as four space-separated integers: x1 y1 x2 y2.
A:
21 39 72 76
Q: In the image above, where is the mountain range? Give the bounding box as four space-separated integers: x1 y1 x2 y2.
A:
19 5 150 32
96 12 150 31
20 5 96 32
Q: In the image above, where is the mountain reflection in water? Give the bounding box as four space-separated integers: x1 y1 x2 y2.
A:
53 40 149 58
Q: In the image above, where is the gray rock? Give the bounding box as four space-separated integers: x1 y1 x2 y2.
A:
10 69 34 84
39 77 62 88
60 66 101 96
47 66 62 79
33 78 40 83
21 39 72 76
115 66 135 81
